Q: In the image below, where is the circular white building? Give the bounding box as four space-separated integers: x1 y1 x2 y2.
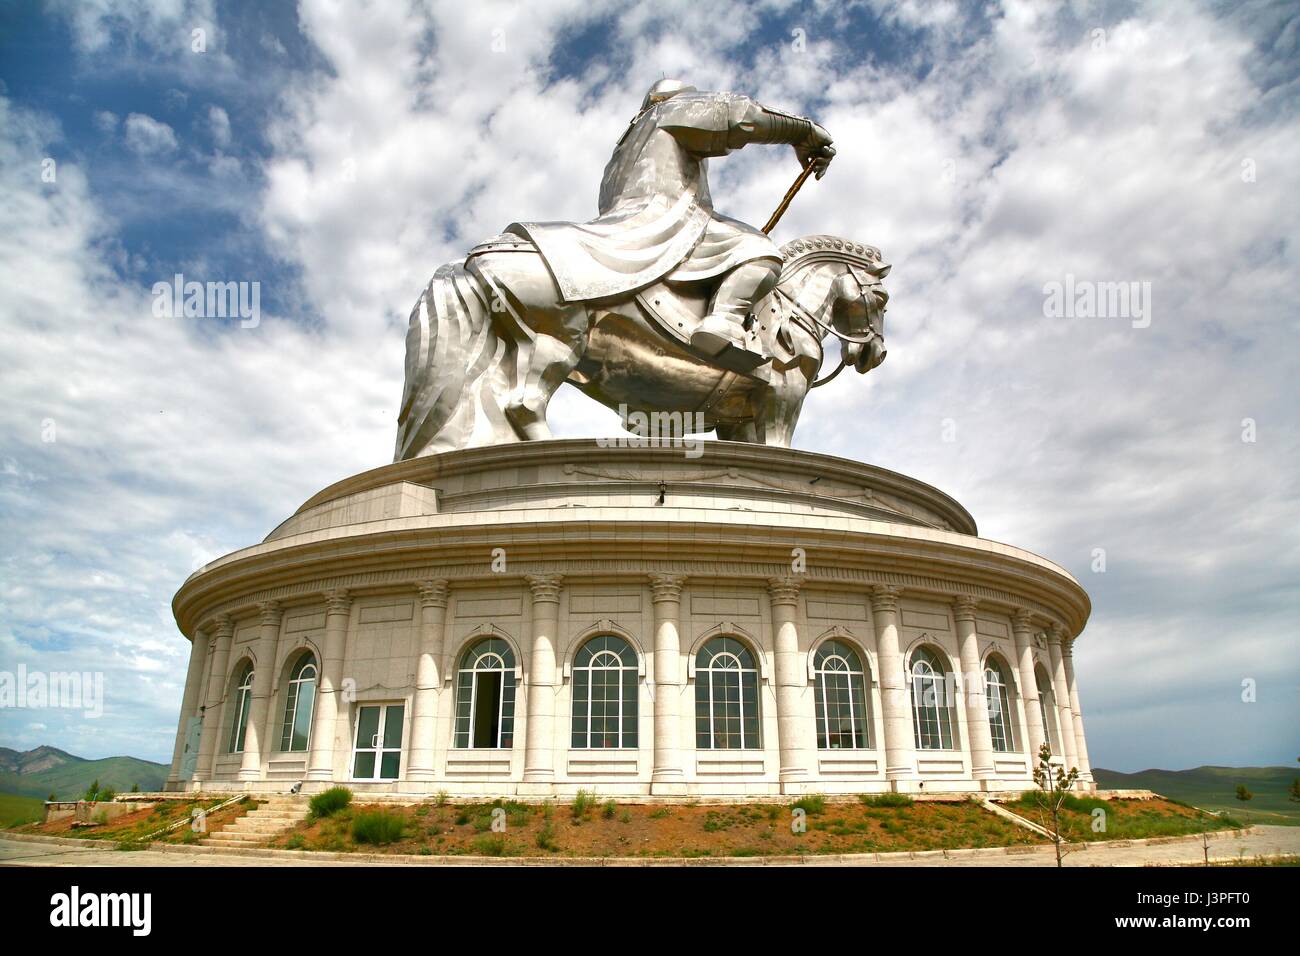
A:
166 439 1093 797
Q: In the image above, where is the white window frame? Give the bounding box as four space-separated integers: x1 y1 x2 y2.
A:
571 637 638 749
813 640 871 750
696 638 761 750
279 652 318 753
227 664 254 754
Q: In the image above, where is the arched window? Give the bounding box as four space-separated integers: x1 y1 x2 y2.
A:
227 662 254 754
695 637 760 750
453 638 516 749
910 646 955 750
571 635 638 749
1035 666 1058 753
814 639 871 749
984 655 1015 753
279 652 318 752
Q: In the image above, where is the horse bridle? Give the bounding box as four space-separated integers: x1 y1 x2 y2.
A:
773 269 881 388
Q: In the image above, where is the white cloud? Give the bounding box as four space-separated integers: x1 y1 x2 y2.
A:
206 104 230 148
123 112 178 155
92 109 118 134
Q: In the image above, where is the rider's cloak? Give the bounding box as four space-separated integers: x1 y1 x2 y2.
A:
506 91 782 302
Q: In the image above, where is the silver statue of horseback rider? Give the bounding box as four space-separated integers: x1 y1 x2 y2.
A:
393 81 886 458
505 79 836 366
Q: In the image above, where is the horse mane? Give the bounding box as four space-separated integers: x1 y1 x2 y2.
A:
778 234 886 283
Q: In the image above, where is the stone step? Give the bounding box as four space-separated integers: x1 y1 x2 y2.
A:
224 823 291 834
202 832 268 844
246 810 305 820
201 837 268 848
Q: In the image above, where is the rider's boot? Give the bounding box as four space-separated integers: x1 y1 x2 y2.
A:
691 259 781 362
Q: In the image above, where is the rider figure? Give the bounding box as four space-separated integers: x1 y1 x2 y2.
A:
507 80 835 364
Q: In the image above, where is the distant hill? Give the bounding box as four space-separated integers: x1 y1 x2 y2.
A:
0 745 168 800
1094 765 1300 826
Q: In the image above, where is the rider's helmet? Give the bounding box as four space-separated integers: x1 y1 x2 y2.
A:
641 78 697 111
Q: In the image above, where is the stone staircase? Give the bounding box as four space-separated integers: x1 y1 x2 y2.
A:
200 795 310 849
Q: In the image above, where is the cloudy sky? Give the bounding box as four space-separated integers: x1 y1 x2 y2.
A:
0 0 1296 772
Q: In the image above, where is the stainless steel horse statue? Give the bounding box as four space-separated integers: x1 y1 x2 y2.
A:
394 232 889 457
394 83 890 459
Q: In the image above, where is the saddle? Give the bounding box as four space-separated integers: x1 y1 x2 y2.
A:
467 234 792 376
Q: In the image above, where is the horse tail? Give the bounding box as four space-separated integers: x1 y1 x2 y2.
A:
393 259 501 460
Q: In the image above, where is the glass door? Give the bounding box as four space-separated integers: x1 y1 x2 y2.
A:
351 703 405 780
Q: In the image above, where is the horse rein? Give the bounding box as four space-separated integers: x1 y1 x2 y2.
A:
772 278 879 389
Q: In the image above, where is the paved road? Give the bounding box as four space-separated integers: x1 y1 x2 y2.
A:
1 827 1295 867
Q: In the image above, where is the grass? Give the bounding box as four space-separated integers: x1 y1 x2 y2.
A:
265 796 1049 858
860 793 914 808
308 786 352 820
1010 794 1239 841
351 810 405 846
9 796 243 843
0 792 45 828
1093 766 1300 826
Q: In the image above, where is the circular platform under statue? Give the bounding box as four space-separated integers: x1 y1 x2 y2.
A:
168 439 1092 797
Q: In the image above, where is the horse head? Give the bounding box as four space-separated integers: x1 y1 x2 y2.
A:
778 235 890 378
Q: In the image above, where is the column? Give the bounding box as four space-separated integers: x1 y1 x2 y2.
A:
1011 608 1046 767
954 596 995 784
166 625 211 787
238 601 283 782
870 585 914 787
306 589 352 781
521 574 563 788
649 573 688 794
407 579 450 781
1046 624 1079 775
768 576 812 792
1061 635 1094 785
194 615 234 784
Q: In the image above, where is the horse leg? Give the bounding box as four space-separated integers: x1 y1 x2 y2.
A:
753 373 810 448
715 421 759 443
467 252 588 442
503 331 585 440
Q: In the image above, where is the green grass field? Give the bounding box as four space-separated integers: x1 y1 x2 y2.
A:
1093 766 1300 826
0 791 45 828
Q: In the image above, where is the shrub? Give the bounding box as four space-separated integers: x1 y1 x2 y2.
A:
352 810 405 846
649 807 672 819
572 790 594 818
472 834 508 856
435 790 449 807
619 810 631 824
791 794 826 816
309 787 353 819
1235 784 1253 802
602 800 617 820
860 793 913 808
702 812 730 832
536 822 559 851
284 833 306 850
